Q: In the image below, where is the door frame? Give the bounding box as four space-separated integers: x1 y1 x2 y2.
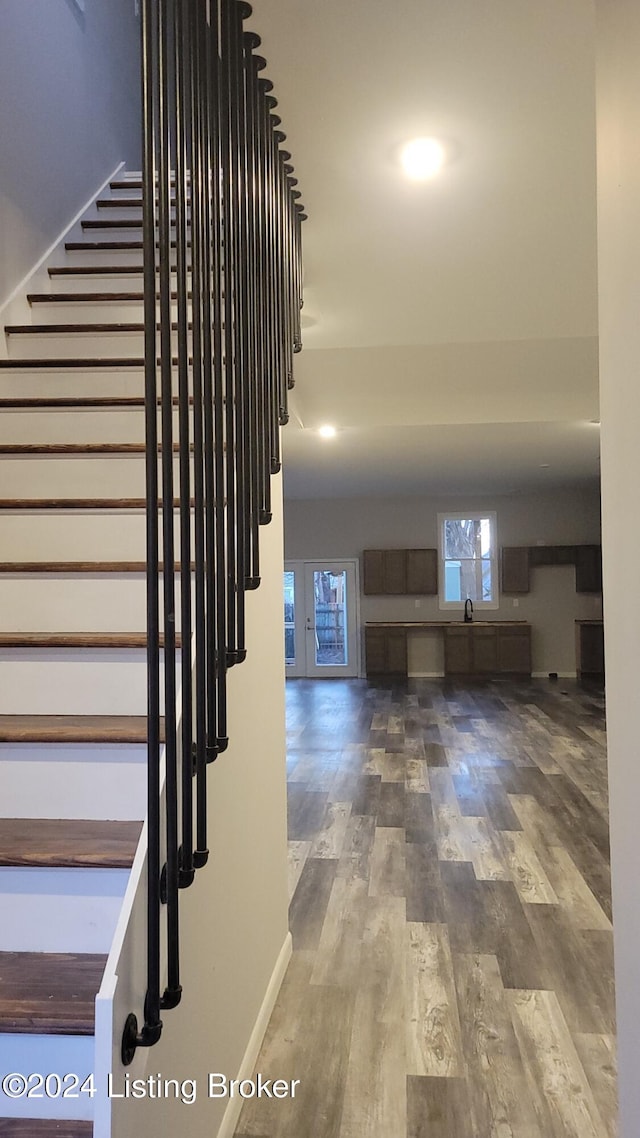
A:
284 559 362 678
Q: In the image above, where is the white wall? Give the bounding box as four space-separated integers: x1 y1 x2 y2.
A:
0 0 141 307
285 487 603 675
111 476 289 1138
596 3 640 1133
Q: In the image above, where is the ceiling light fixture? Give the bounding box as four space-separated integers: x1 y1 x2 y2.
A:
400 137 446 181
318 424 337 439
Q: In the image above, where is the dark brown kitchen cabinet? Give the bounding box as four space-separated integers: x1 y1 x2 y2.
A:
365 627 407 676
497 625 532 674
443 623 531 676
362 549 406 594
576 621 604 677
472 626 499 673
383 549 407 594
362 548 437 595
575 545 603 593
443 626 472 675
406 548 438 594
501 547 530 593
362 550 385 595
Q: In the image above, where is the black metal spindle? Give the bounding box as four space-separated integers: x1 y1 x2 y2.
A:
206 3 229 754
157 0 182 1011
122 0 163 1064
186 0 210 853
174 0 196 890
124 0 304 1063
241 31 262 589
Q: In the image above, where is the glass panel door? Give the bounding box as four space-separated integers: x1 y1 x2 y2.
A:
284 560 359 678
303 561 359 678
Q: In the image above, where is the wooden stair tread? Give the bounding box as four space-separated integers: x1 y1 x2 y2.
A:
0 1122 92 1138
0 1120 93 1137
65 241 182 251
0 358 145 369
48 265 144 276
28 292 146 304
0 498 196 509
0 561 191 573
27 292 187 304
81 219 144 229
0 632 181 647
0 397 179 408
0 951 107 1035
0 819 142 869
5 323 146 335
0 714 159 743
0 443 193 454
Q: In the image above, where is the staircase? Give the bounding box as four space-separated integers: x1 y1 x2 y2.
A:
0 171 179 1137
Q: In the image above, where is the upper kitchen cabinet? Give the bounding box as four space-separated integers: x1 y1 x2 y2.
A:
500 544 603 595
406 548 438 595
575 545 603 593
501 546 530 593
362 548 437 595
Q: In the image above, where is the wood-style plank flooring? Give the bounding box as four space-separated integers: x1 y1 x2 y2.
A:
235 677 616 1138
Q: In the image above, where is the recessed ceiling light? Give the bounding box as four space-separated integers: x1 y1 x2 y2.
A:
318 424 337 439
400 137 446 180
539 463 550 469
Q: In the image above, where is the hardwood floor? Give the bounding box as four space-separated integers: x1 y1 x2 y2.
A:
235 677 616 1138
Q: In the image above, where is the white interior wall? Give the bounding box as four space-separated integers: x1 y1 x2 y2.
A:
595 3 640 1133
284 487 603 675
112 475 289 1138
0 0 141 307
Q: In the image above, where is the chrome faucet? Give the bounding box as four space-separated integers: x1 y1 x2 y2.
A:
464 598 474 623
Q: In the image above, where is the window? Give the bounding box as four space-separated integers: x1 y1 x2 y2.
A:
438 512 498 609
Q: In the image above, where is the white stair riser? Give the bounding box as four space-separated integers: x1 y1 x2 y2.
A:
0 579 194 632
0 867 130 953
62 247 144 266
46 272 145 293
0 512 190 559
0 366 148 399
0 407 182 444
7 331 147 360
27 301 181 323
0 454 196 497
0 649 177 714
0 1035 94 1120
80 225 145 241
0 743 146 820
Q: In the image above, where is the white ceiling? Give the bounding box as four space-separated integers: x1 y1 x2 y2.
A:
249 0 600 498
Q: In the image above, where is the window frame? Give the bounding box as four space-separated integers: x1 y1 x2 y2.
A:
437 510 499 611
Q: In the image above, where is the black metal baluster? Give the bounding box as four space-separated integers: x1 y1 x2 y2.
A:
256 74 273 525
187 0 209 852
230 1 252 661
121 0 164 1067
207 3 229 754
124 0 304 1062
157 0 182 1011
175 0 196 885
221 0 240 663
242 31 262 589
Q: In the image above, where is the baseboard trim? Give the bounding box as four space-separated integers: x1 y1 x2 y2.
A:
216 930 293 1138
532 671 577 679
0 159 126 322
408 671 445 678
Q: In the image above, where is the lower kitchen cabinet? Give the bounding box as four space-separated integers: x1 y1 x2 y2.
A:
365 622 532 678
496 625 532 674
365 626 407 676
443 624 531 677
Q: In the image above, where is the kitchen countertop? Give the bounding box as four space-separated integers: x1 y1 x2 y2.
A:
365 621 530 628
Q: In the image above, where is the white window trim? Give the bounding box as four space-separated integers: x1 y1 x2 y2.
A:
437 510 499 611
